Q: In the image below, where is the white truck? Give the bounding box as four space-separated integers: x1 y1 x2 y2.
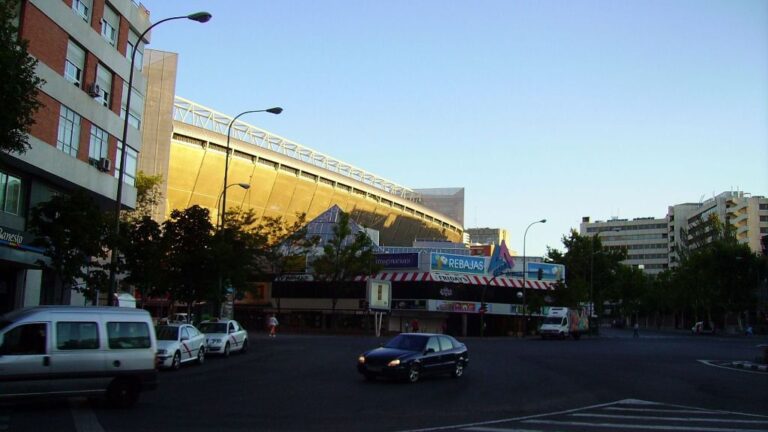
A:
539 307 589 340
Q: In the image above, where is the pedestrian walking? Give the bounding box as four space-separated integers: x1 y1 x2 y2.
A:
268 314 279 338
633 322 639 338
411 318 420 333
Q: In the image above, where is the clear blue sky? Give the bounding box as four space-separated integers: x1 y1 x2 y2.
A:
140 0 768 256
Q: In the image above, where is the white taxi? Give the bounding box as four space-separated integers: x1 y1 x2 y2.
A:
198 319 248 357
155 323 206 370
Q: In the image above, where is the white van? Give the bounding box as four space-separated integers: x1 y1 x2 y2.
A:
0 306 158 407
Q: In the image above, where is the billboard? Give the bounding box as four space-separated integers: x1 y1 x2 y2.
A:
526 262 565 281
366 279 391 311
430 252 486 274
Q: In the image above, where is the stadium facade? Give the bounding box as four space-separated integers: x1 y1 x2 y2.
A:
140 50 464 246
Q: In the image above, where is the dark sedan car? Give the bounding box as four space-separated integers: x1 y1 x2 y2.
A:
357 333 469 383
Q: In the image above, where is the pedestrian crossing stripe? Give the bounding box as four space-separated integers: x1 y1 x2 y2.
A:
395 399 768 432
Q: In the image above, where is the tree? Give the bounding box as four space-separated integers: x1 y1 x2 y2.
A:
162 205 215 317
122 171 163 223
310 211 380 327
545 229 625 313
29 191 110 303
122 215 165 306
0 0 43 155
256 213 319 278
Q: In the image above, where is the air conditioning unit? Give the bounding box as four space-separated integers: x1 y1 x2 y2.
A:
88 83 101 98
97 157 112 172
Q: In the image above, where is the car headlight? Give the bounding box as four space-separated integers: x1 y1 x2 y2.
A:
358 355 366 364
157 349 167 355
387 359 401 367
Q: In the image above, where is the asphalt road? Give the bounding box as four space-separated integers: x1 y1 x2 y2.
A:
3 328 767 432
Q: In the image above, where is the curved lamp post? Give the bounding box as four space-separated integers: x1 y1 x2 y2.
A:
217 182 250 228
521 218 546 336
220 108 283 230
108 11 212 306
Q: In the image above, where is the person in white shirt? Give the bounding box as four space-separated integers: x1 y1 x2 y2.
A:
268 315 279 337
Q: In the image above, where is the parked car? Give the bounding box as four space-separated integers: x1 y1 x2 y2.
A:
357 333 469 383
198 319 248 357
155 323 206 370
691 321 716 334
0 306 157 407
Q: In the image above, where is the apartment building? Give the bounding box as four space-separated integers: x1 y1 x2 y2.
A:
0 0 151 312
465 227 509 246
668 191 768 267
580 216 669 275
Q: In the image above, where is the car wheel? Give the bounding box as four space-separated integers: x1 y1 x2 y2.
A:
171 351 181 370
197 346 205 364
106 378 139 408
452 360 464 378
224 342 231 358
407 364 420 383
240 339 248 354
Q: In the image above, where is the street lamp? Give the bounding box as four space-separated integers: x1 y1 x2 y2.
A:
217 182 250 228
108 11 212 306
221 108 283 230
589 227 620 328
521 218 546 336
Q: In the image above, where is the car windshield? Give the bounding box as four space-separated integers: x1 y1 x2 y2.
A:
543 317 565 325
198 323 227 333
384 334 427 351
156 326 179 341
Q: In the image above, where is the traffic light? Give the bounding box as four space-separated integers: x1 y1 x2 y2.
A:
537 268 544 280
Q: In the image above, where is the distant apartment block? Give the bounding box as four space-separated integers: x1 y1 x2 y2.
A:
582 191 767 275
466 227 509 246
668 191 768 267
580 217 669 275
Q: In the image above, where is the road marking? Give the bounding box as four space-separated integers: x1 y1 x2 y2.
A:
524 419 766 432
70 398 105 432
698 359 768 375
570 412 768 424
396 399 768 432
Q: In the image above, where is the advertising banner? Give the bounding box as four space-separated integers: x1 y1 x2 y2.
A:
527 262 565 281
367 279 392 311
375 253 419 268
430 252 486 274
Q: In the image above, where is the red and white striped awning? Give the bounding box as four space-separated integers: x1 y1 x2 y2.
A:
353 272 557 290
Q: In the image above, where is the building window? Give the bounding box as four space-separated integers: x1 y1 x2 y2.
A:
120 83 143 129
0 171 22 216
88 125 108 161
72 0 91 22
64 41 85 87
126 30 144 69
100 5 119 46
95 64 112 108
115 142 138 186
57 105 81 157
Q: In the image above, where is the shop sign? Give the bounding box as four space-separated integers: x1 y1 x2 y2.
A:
433 300 478 313
394 300 426 310
439 287 454 298
431 272 470 284
0 226 43 253
275 273 314 282
430 252 486 274
375 253 418 268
